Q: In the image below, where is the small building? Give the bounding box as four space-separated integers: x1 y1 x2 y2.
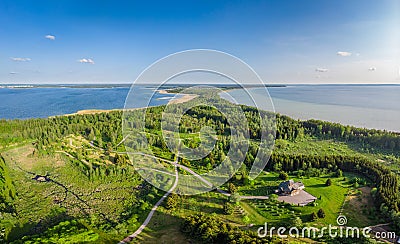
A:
276 180 305 196
32 175 49 182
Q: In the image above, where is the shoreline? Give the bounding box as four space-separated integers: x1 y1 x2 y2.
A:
166 93 198 104
62 90 197 116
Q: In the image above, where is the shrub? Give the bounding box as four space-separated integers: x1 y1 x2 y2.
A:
317 208 325 218
228 183 237 194
242 215 251 224
311 212 318 221
289 216 303 228
325 179 332 186
223 202 234 215
279 172 289 180
269 194 278 202
165 193 179 209
371 187 377 197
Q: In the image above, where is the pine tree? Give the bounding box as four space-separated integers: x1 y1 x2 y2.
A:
325 178 332 186
317 208 325 218
311 212 318 221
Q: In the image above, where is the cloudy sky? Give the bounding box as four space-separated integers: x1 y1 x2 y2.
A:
0 0 399 84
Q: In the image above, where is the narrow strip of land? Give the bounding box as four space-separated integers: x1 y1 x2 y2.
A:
62 90 197 117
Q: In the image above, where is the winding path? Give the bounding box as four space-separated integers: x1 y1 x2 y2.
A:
118 156 179 244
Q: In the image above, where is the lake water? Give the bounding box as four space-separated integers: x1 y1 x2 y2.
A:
1 84 399 132
222 85 400 132
0 86 177 119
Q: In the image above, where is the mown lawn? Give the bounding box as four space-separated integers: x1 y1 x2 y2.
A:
237 172 353 227
290 175 349 226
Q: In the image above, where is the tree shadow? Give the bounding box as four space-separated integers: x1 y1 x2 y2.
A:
309 183 327 188
5 208 72 242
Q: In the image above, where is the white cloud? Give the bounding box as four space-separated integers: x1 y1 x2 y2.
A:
11 57 31 62
45 35 56 40
78 58 95 64
337 51 352 57
315 68 329 72
368 67 377 71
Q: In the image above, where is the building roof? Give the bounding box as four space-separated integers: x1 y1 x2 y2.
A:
278 180 304 192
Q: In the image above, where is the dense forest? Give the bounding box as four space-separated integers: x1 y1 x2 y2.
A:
181 213 274 243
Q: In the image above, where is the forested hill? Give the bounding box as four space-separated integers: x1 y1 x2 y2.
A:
1 102 400 235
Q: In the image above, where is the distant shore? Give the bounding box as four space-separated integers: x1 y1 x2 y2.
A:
158 89 198 104
62 89 197 116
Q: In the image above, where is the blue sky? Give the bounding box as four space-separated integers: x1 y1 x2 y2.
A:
0 0 399 84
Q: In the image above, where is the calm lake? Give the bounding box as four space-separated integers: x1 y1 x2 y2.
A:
222 85 400 132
